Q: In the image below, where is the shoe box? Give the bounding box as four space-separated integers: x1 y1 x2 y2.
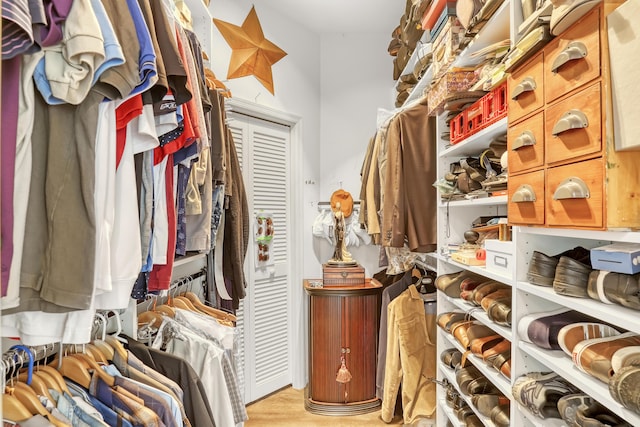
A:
590 243 640 275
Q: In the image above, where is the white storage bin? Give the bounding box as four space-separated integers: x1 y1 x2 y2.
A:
485 239 514 280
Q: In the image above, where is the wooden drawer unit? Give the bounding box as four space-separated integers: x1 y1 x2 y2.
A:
509 111 544 173
546 158 603 228
508 52 544 123
508 169 545 226
545 82 601 166
544 7 600 104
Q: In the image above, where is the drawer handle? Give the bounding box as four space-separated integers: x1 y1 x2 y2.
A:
511 130 536 150
341 271 348 278
511 77 537 100
552 109 589 136
551 41 587 74
511 184 537 203
553 177 590 200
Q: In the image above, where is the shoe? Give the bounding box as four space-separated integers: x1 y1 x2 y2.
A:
557 393 592 426
480 288 512 312
572 332 640 382
528 247 591 287
609 365 640 414
490 403 510 427
441 348 463 369
528 251 560 286
550 0 600 36
600 271 640 311
460 277 483 302
487 297 513 326
482 339 511 364
466 376 499 396
575 398 632 426
557 322 621 357
472 281 509 306
587 270 617 305
470 334 504 357
437 311 467 332
472 394 509 417
455 364 482 394
512 372 579 419
436 271 484 298
611 346 640 373
553 256 593 298
452 320 479 349
519 309 595 350
465 414 483 427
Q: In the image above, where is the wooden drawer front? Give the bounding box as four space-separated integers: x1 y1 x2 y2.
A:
544 7 600 103
508 52 544 123
545 82 601 165
546 158 603 228
508 111 544 173
508 169 545 225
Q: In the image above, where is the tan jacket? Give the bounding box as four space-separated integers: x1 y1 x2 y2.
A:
382 285 437 424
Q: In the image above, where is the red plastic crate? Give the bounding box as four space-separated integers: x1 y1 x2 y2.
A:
450 82 508 145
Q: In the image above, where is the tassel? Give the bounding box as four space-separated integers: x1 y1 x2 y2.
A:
336 355 352 383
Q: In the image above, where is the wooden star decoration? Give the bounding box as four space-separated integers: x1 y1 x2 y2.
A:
213 6 287 95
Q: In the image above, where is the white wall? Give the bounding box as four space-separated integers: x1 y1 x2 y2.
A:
317 32 396 276
208 1 322 280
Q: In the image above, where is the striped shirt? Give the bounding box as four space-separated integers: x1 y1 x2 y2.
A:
2 0 33 59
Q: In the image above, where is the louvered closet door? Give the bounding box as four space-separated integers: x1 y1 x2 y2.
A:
228 112 292 404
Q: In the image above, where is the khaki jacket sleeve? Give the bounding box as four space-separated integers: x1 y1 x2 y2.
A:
381 301 403 422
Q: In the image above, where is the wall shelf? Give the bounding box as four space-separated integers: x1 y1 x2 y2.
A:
517 281 640 336
442 293 513 341
515 226 640 243
438 253 514 286
443 332 513 399
519 342 640 426
439 363 498 426
440 117 508 158
439 195 508 208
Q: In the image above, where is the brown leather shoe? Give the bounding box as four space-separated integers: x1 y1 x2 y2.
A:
472 281 509 306
470 335 503 357
441 348 463 369
557 322 621 357
436 271 484 298
487 297 513 326
471 394 509 417
573 332 640 382
480 288 511 311
437 311 467 332
452 320 478 349
482 339 511 363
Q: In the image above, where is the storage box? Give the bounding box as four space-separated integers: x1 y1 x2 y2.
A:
485 239 515 280
429 2 458 39
431 17 467 79
450 82 508 144
590 243 640 274
322 264 365 286
427 70 479 116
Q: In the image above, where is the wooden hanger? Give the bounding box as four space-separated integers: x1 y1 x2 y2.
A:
182 291 237 323
17 371 54 402
67 353 115 387
91 340 115 362
105 335 128 362
86 343 108 364
173 295 199 312
156 304 176 318
36 365 71 395
12 382 47 415
31 370 61 392
56 356 92 389
2 393 33 422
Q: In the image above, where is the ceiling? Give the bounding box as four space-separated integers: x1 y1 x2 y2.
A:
254 0 403 34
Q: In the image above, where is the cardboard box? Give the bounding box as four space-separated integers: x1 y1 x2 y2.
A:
590 243 640 274
431 17 467 79
427 70 479 116
485 239 514 280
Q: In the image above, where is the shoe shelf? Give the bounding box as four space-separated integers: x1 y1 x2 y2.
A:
438 398 464 427
451 0 511 69
515 226 640 244
441 293 513 341
438 195 508 208
402 65 435 107
517 281 640 336
439 117 508 158
395 42 433 91
519 341 640 426
517 404 568 427
437 253 515 286
442 331 513 399
439 363 498 427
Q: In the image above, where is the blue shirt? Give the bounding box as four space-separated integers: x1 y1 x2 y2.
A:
126 0 157 96
90 0 125 85
66 380 134 427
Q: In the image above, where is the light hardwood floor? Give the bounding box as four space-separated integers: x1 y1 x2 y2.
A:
245 386 404 426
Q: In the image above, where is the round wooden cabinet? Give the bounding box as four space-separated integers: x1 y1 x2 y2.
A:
303 279 382 416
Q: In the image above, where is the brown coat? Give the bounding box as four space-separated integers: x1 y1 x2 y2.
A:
381 101 437 252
